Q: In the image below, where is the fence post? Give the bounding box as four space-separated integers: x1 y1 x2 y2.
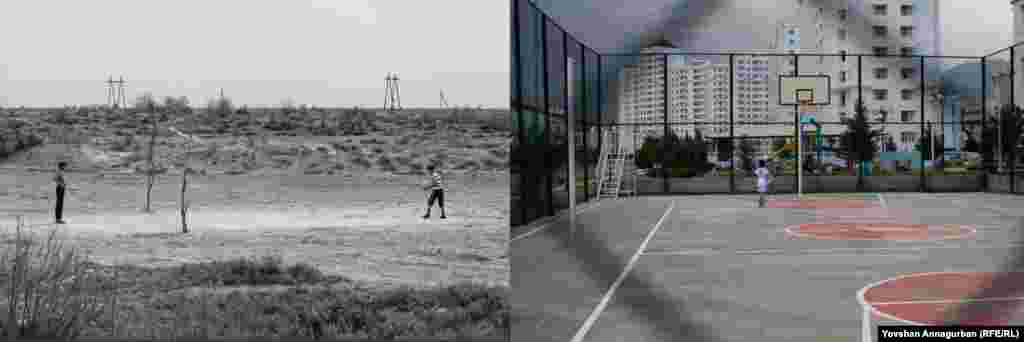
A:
564 30 575 236
857 55 865 192
920 57 927 192
598 55 604 197
663 54 670 194
581 43 589 203
981 57 988 192
729 54 736 193
1011 47 1017 194
512 0 528 225
540 13 553 217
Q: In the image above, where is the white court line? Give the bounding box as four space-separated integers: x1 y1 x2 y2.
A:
642 242 1024 257
510 200 606 242
569 201 675 342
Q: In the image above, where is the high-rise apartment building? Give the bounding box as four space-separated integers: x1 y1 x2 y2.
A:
615 1 945 156
1012 0 1024 111
617 44 770 142
775 0 943 152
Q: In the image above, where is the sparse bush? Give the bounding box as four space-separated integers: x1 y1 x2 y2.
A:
0 221 115 339
377 156 396 172
488 148 507 159
110 135 135 152
351 156 371 169
455 160 479 171
481 158 504 170
176 255 326 286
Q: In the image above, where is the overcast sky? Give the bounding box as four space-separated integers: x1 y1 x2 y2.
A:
0 0 509 108
533 0 1015 58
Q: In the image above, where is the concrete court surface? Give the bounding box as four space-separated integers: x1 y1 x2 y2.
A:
510 192 1024 342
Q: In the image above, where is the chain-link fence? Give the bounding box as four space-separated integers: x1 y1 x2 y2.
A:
510 0 1024 227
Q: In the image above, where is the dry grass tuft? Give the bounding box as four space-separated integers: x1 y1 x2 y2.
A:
0 220 508 340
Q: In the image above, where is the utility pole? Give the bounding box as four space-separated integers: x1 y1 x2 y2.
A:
384 73 402 112
106 76 127 110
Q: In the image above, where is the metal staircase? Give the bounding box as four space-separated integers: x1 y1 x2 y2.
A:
596 127 630 199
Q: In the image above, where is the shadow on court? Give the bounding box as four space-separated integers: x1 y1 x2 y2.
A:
511 198 718 342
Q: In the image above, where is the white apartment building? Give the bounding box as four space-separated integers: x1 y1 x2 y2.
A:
775 0 944 152
1011 0 1024 109
615 0 946 159
794 0 937 151
617 43 771 155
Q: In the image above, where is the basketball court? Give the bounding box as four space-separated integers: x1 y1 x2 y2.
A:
510 192 1024 342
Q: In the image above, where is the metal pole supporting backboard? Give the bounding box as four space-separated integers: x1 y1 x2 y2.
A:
797 93 814 197
794 55 800 197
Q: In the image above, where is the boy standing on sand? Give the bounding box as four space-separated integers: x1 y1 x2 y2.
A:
422 165 447 219
54 161 67 224
755 159 773 208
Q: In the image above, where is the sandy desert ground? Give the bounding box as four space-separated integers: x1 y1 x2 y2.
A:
0 169 509 289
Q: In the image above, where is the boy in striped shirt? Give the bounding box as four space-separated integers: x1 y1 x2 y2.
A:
422 165 446 219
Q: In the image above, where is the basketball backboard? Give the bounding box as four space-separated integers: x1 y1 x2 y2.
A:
779 75 831 105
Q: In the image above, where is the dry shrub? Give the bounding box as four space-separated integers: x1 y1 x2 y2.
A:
377 156 396 172
454 160 480 171
350 156 371 169
481 158 505 170
488 148 507 159
0 219 116 338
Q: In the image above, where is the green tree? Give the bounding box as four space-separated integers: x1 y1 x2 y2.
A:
738 136 756 173
913 128 943 162
716 138 733 162
995 105 1024 170
836 98 886 186
636 136 659 170
771 137 791 161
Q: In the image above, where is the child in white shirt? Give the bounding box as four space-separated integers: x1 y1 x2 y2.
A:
755 160 773 208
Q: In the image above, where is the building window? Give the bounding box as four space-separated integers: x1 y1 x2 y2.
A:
873 4 887 16
839 112 848 121
900 132 915 144
900 26 914 38
901 47 913 57
873 25 888 38
873 89 888 100
901 89 913 100
838 8 848 21
838 29 847 41
901 110 916 122
840 91 848 106
902 68 915 79
840 71 848 82
875 68 888 79
873 47 888 56
840 50 848 63
901 4 913 16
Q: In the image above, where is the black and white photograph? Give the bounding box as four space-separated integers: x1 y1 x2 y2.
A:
0 1 510 340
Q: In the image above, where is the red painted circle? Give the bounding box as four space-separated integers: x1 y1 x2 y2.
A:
860 272 1024 325
785 223 975 241
768 199 879 209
